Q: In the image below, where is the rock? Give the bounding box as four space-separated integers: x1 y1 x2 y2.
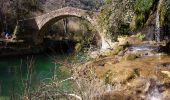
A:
156 53 168 56
75 43 81 52
111 69 135 84
117 36 129 46
110 42 119 48
100 49 114 57
121 54 137 61
101 64 136 84
117 50 124 56
99 42 125 57
89 51 100 59
129 78 147 88
100 46 124 57
159 41 170 54
118 35 143 46
112 46 124 55
161 71 170 78
127 78 150 94
162 89 170 99
98 92 133 100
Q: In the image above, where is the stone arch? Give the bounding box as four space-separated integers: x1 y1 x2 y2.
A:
34 7 103 48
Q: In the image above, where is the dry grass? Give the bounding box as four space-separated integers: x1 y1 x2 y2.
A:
22 57 109 100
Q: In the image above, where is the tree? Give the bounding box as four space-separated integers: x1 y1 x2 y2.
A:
130 0 170 41
0 0 45 36
97 0 135 40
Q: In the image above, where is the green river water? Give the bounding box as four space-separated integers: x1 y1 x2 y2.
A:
0 53 71 99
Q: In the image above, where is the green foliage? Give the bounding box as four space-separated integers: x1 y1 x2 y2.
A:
97 4 112 35
160 4 166 25
158 0 170 25
75 42 82 53
130 14 145 30
131 0 155 30
105 0 112 4
96 0 135 41
98 8 112 26
136 32 145 40
165 0 170 13
118 24 131 35
134 0 154 14
165 0 170 21
132 0 170 30
130 16 137 30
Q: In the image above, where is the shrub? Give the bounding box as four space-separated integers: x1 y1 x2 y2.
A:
136 32 145 40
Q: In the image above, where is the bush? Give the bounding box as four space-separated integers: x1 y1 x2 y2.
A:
136 32 145 40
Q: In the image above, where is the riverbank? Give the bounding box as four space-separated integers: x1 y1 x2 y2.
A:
70 36 170 99
80 55 170 99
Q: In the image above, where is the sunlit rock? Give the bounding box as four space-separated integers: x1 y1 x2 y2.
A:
161 71 170 78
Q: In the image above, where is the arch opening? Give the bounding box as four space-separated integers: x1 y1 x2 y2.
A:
37 15 101 54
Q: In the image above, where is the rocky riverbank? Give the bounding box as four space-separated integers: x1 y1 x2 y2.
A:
73 36 170 100
24 35 170 100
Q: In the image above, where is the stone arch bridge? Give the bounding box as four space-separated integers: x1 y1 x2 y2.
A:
21 7 111 49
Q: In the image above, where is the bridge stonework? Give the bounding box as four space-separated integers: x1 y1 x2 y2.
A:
23 7 111 49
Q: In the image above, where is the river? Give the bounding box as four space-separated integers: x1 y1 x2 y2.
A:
0 53 71 99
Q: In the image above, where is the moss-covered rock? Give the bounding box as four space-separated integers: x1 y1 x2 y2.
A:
100 50 112 57
100 49 115 57
75 42 82 52
112 46 124 55
121 54 138 61
100 45 124 57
